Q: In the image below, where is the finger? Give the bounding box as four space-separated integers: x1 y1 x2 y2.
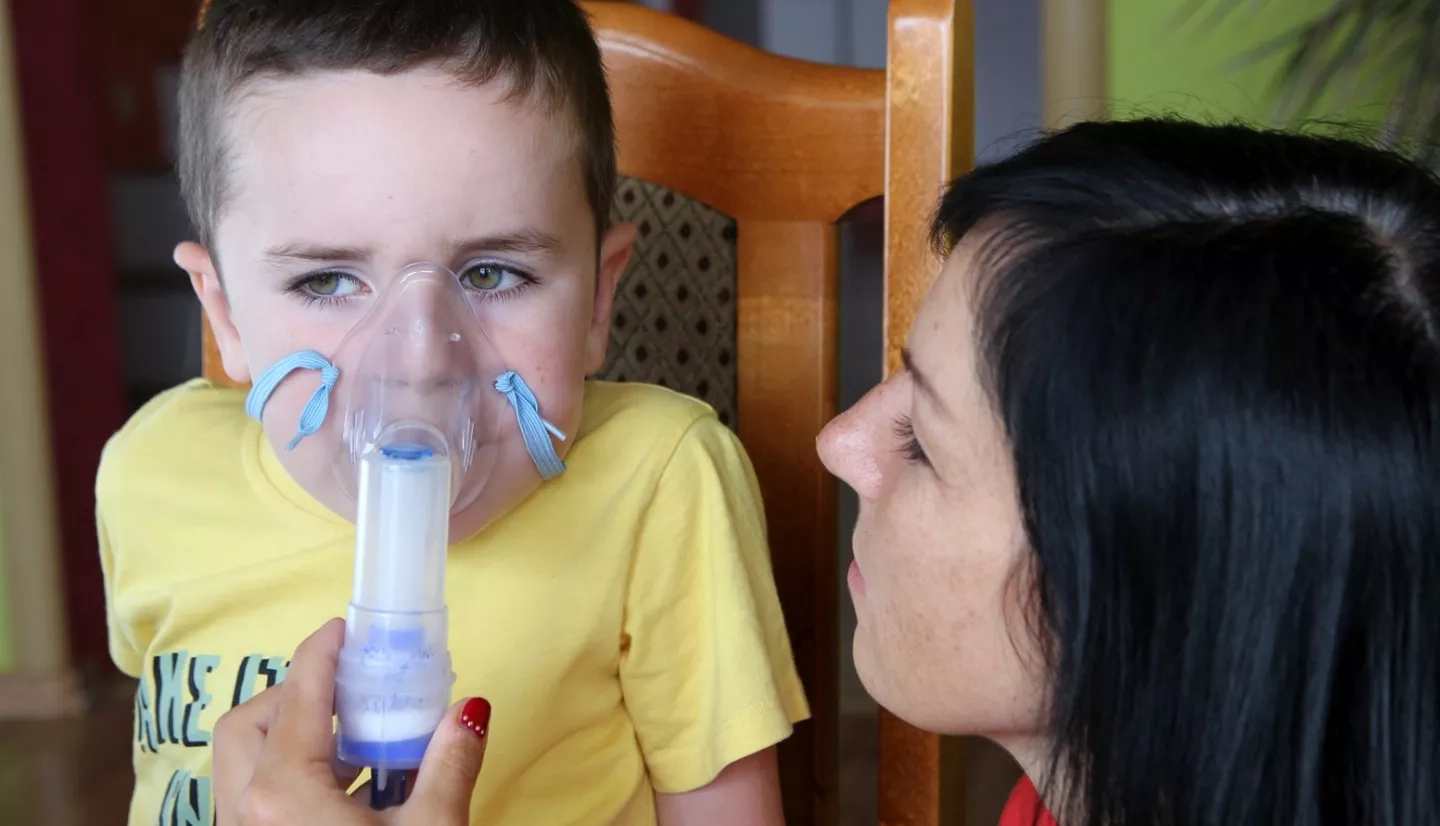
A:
258 618 346 768
332 742 363 791
212 683 285 826
404 697 490 820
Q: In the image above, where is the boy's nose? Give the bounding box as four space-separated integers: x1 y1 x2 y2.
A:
386 286 470 389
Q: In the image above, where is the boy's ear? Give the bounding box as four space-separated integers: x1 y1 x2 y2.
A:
584 222 636 375
175 241 252 384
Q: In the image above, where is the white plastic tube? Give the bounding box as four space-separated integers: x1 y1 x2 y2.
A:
335 437 455 775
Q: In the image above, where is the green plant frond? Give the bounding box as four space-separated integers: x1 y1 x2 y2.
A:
1382 1 1440 143
1336 20 1420 110
1195 0 1440 154
1170 0 1260 35
1285 10 1378 118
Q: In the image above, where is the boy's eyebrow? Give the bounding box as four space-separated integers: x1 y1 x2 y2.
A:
453 229 565 257
265 243 372 264
263 230 565 265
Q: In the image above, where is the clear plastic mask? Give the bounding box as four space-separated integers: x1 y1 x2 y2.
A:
244 262 567 519
329 262 510 514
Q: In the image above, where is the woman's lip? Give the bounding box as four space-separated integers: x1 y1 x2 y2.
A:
847 559 866 598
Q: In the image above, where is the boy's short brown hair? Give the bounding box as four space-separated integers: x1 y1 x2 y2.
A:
179 0 615 250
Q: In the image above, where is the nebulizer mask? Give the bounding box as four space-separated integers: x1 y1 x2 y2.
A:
244 262 567 807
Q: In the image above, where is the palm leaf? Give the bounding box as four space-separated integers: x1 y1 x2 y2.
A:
1191 0 1440 151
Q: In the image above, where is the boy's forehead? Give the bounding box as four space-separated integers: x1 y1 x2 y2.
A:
222 68 585 245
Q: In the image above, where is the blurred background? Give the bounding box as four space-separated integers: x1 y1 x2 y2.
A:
0 0 1405 823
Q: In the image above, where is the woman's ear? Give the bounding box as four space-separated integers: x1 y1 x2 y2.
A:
584 222 636 375
176 241 251 384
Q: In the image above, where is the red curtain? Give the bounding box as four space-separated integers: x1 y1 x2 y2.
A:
7 0 128 674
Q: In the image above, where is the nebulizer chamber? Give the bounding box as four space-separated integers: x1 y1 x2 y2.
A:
329 264 509 799
334 426 454 773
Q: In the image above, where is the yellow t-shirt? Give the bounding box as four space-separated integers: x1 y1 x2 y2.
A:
98 378 809 826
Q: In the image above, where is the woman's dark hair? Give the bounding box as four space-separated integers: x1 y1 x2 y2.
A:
935 119 1440 826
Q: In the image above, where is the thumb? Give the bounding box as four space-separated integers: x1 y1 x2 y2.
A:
403 697 490 822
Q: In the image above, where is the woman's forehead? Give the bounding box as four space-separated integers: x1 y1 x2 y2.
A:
912 241 983 370
906 260 981 432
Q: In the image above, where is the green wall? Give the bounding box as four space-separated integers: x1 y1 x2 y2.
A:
1108 0 1393 126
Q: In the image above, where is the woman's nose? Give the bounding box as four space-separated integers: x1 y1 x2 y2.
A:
817 387 888 502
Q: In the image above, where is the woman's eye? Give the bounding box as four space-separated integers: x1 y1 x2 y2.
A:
893 415 930 466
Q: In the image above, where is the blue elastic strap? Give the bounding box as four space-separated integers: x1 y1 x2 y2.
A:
495 371 567 480
244 350 340 451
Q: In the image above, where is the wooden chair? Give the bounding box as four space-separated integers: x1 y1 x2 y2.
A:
202 2 970 822
873 5 974 821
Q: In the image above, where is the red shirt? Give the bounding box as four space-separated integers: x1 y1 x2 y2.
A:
998 776 1058 826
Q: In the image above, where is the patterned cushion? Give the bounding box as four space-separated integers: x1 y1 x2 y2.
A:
599 176 740 429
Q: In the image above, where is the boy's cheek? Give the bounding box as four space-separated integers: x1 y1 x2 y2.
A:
531 364 588 450
502 317 593 432
231 303 352 377
226 291 300 368
546 387 585 462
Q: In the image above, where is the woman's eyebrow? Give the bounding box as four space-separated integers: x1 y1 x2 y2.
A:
902 347 946 412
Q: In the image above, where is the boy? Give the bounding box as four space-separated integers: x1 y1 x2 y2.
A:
96 2 808 824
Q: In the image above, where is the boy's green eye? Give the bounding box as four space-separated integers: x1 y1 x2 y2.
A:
296 272 362 299
287 271 364 303
308 273 345 295
460 263 506 291
454 263 538 302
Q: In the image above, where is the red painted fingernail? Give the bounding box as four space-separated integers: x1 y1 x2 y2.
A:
459 697 491 739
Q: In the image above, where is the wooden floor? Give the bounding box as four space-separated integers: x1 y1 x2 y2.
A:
0 692 1013 825
0 683 134 826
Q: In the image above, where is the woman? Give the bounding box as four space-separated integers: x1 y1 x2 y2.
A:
217 119 1440 825
819 118 1440 825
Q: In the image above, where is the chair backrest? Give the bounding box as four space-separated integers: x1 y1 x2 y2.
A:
590 5 973 822
201 2 970 822
875 4 974 823
585 8 879 823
